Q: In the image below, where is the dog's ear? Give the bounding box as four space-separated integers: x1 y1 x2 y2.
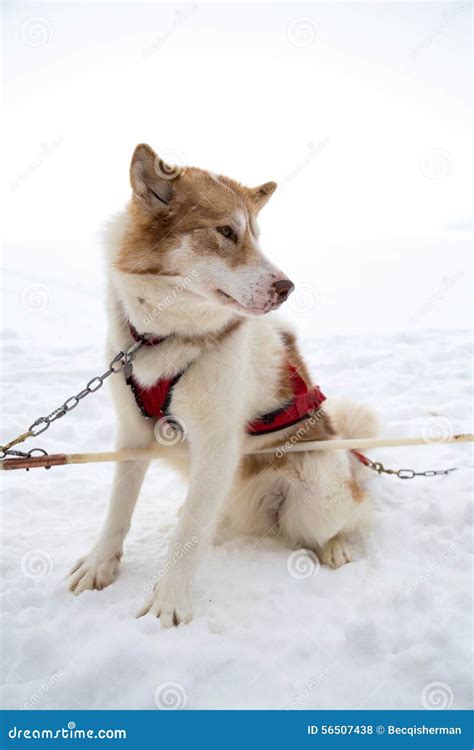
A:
247 181 277 211
130 144 180 211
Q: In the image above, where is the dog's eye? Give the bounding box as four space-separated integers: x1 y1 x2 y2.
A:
216 225 237 242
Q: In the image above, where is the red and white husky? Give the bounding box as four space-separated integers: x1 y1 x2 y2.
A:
68 144 378 627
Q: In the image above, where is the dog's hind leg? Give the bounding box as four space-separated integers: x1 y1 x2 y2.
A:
68 377 154 595
318 533 353 568
275 449 373 569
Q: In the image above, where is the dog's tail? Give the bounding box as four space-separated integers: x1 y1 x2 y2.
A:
323 397 380 440
323 398 380 483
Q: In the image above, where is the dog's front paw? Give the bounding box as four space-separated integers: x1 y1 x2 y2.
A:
320 535 352 569
68 550 122 595
137 572 192 627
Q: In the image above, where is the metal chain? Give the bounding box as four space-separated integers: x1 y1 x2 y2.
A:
362 456 457 479
0 338 146 460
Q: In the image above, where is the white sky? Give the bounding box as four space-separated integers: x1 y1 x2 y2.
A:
2 1 472 335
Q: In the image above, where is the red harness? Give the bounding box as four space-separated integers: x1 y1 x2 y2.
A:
126 324 327 436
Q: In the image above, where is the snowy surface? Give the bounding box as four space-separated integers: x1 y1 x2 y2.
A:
2 0 472 713
1 260 472 711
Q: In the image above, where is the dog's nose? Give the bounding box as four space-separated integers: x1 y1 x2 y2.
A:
273 279 295 304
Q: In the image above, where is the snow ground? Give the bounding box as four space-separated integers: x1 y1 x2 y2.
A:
0 264 472 711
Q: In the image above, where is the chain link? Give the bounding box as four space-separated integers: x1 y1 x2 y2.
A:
0 338 146 459
362 456 457 479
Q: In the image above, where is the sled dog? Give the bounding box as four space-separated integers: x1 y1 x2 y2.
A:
68 144 378 626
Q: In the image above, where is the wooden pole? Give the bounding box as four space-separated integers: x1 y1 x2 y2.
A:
1 434 472 471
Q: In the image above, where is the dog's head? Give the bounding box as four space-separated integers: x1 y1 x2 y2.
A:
116 144 294 317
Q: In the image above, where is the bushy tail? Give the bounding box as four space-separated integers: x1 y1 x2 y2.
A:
324 397 380 439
